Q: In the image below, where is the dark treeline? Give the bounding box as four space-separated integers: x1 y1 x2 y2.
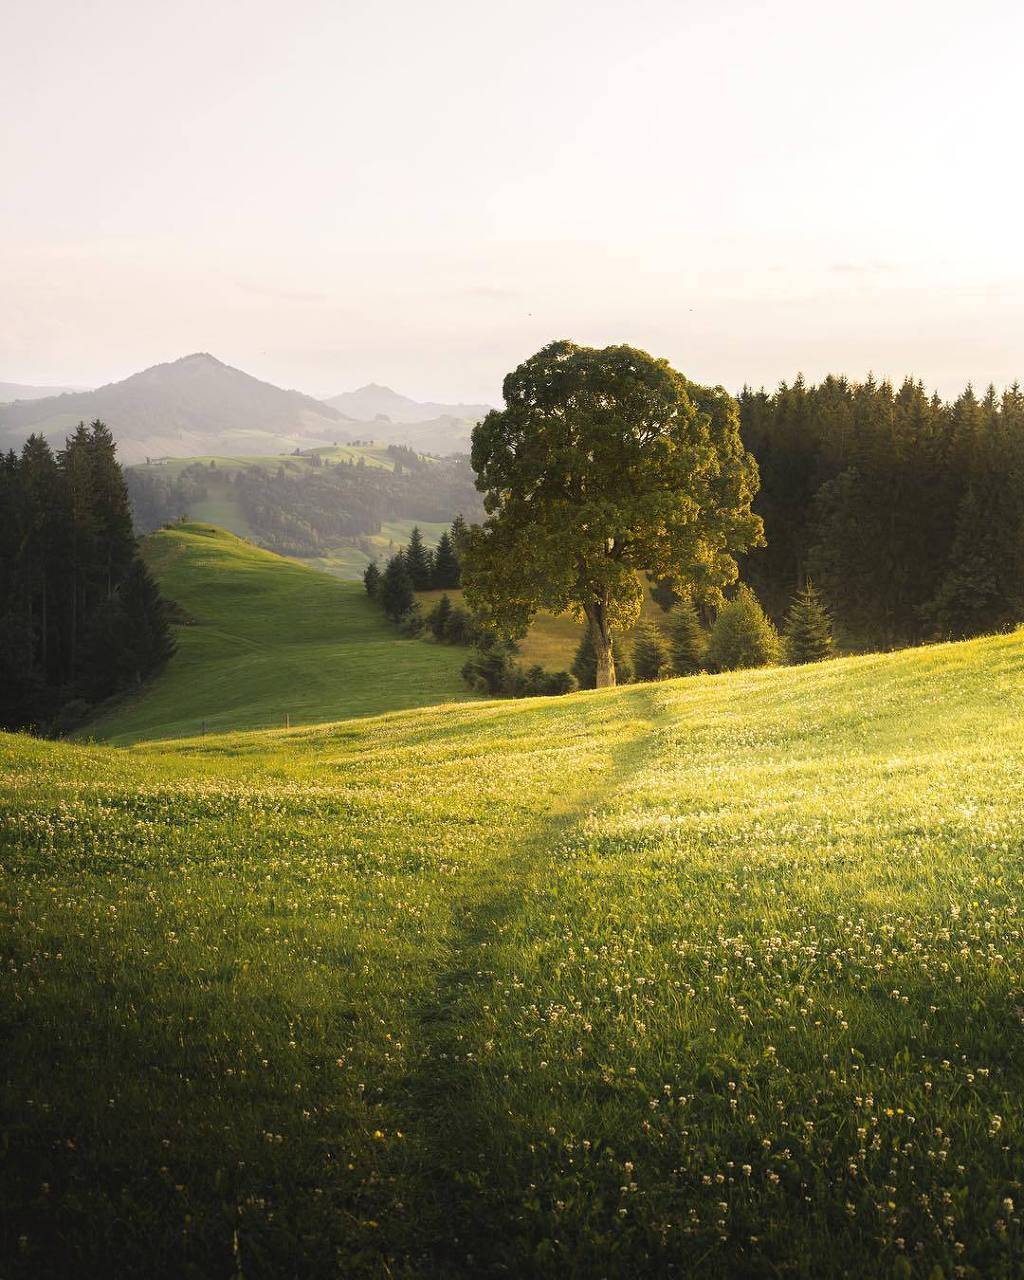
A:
738 376 1024 647
125 463 211 533
1 423 175 732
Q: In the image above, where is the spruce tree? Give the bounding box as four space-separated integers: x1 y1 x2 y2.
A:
379 554 415 621
362 561 381 599
706 585 780 671
86 421 136 597
431 531 461 589
403 526 434 591
427 592 453 640
119 557 176 680
632 622 669 681
571 629 598 689
782 582 834 663
929 489 1003 638
668 597 707 675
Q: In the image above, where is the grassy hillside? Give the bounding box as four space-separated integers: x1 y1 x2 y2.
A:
87 523 476 742
5 631 1024 1276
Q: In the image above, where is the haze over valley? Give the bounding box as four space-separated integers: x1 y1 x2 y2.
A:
0 353 492 461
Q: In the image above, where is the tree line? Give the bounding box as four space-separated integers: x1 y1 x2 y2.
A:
125 463 211 533
0 424 175 732
737 376 1024 646
217 455 480 558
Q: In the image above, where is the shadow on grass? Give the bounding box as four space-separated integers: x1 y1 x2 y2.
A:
375 687 676 1275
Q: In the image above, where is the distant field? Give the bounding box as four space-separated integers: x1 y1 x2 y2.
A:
132 443 398 476
86 523 476 742
4 631 1024 1276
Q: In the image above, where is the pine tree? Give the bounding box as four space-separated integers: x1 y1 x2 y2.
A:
706 585 780 671
929 489 1004 638
668 597 707 674
632 623 669 681
86 421 135 598
571 629 598 689
379 554 415 621
782 582 834 663
431 531 461 589
362 561 381 599
427 592 453 640
403 526 434 591
118 556 176 680
59 424 98 677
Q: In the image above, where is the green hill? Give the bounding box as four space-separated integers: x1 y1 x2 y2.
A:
87 522 476 742
5 628 1024 1276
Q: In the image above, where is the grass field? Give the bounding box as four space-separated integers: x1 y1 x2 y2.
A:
85 523 476 742
133 444 399 478
4 630 1024 1276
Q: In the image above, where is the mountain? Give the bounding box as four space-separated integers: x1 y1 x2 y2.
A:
0 354 353 462
326 382 493 424
325 381 492 445
0 380 88 402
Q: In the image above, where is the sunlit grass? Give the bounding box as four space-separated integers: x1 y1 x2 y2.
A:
3 631 1024 1275
86 523 476 742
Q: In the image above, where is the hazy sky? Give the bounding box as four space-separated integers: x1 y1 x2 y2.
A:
3 0 1022 402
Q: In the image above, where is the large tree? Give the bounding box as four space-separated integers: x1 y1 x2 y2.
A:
460 341 763 686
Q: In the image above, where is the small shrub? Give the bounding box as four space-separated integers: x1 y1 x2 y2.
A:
706 585 780 671
461 636 518 694
445 605 477 646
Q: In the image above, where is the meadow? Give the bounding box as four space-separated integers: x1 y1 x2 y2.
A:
86 523 475 743
3 629 1024 1276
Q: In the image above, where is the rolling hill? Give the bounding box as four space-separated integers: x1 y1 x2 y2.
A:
0 379 88 402
4 627 1024 1276
326 383 492 453
86 523 477 742
0 353 353 462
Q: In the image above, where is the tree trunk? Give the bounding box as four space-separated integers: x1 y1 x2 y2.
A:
585 602 616 688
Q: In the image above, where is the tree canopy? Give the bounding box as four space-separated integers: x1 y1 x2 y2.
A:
461 341 763 686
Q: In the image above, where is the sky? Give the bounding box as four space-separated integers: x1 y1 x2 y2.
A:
2 0 1023 403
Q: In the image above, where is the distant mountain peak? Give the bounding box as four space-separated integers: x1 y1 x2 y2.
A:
0 353 354 463
325 383 493 425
